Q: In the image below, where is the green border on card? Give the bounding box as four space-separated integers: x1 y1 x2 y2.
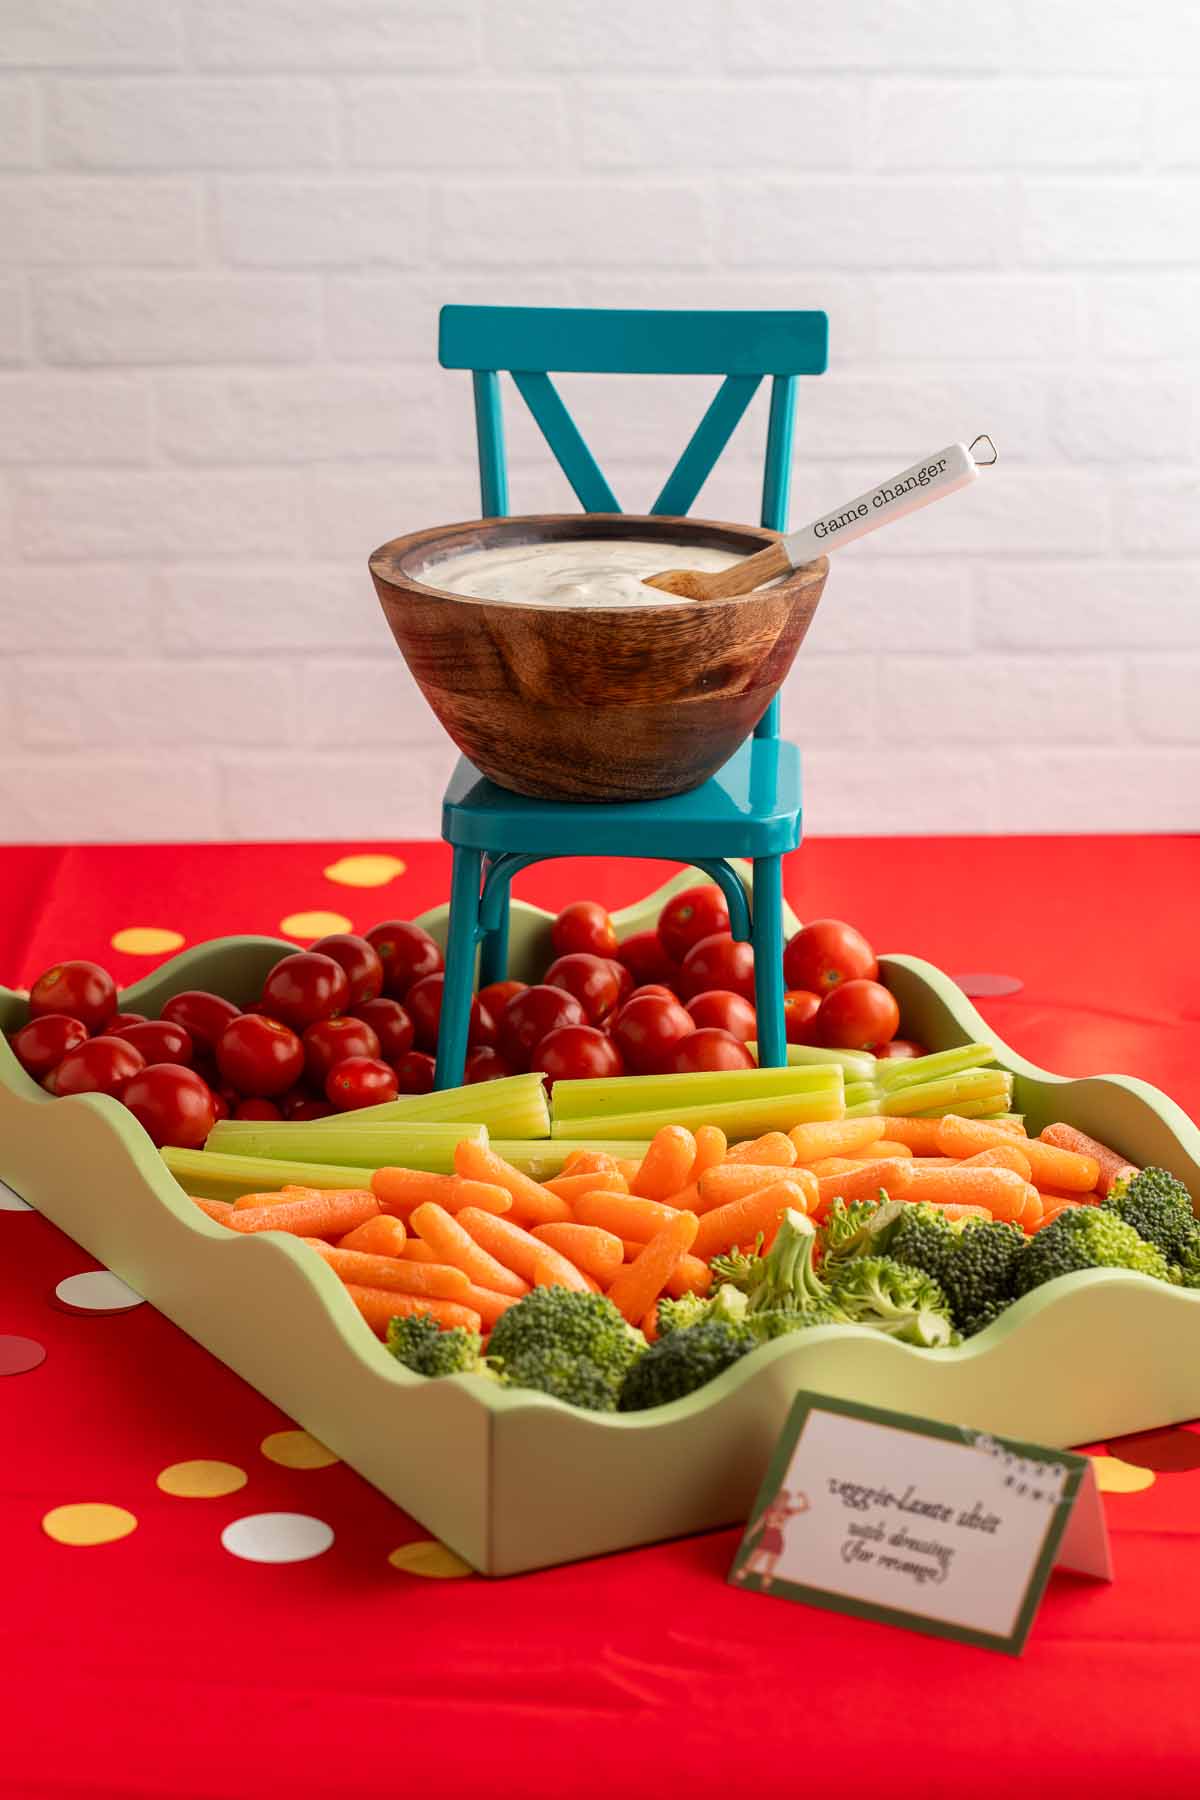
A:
728 1390 1088 1656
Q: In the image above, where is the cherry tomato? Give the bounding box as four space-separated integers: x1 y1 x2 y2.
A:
783 919 878 995
686 989 757 1042
349 997 414 1062
10 1013 88 1080
303 1016 381 1086
234 1098 283 1121
48 1034 145 1098
160 991 241 1057
290 1098 335 1121
464 1046 516 1084
606 959 634 1005
783 989 822 1045
112 1020 193 1067
211 1088 233 1123
668 1028 755 1074
679 933 756 1003
542 953 622 1025
281 1086 330 1120
29 960 117 1034
611 992 695 1075
615 929 680 991
309 932 385 1006
365 920 443 1000
499 985 586 1071
261 952 349 1031
393 1049 436 1094
215 1014 304 1098
657 884 730 964
478 980 527 1020
535 1024 624 1088
550 900 617 960
405 973 495 1055
120 1063 217 1149
109 1011 146 1032
628 984 677 1003
875 1038 928 1062
325 1055 399 1112
817 978 900 1052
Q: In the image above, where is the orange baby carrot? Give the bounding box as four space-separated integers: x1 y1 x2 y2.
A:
904 1163 1033 1223
232 1186 322 1210
693 1180 810 1261
1037 1187 1101 1208
688 1125 727 1184
223 1188 380 1238
370 1166 512 1219
457 1207 589 1292
846 1139 914 1162
336 1213 407 1257
532 1254 596 1295
1017 1187 1045 1232
632 1125 697 1200
864 1117 946 1154
191 1196 236 1223
805 1156 861 1179
560 1149 621 1178
959 1144 1033 1181
724 1131 797 1168
404 1239 441 1262
641 1305 660 1344
925 1202 994 1224
303 1239 471 1300
615 1158 642 1183
544 1170 628 1202
462 1283 521 1330
815 1160 915 1213
936 1117 1099 1193
409 1202 528 1298
1038 1123 1137 1197
1032 1199 1082 1231
607 1211 699 1326
788 1118 888 1163
664 1253 714 1299
531 1221 624 1283
453 1138 571 1225
699 1162 818 1214
572 1189 682 1242
345 1285 482 1340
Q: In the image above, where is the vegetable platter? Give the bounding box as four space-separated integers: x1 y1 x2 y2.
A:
3 867 1199 1577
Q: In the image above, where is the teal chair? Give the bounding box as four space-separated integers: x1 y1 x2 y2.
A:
433 305 829 1090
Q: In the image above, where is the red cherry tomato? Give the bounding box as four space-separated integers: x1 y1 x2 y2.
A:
550 900 618 960
29 960 117 1034
234 1098 283 1121
160 991 241 1057
478 980 527 1020
302 1016 381 1087
349 997 414 1062
405 973 495 1055
280 1086 324 1120
498 985 586 1071
679 933 756 1003
657 883 730 964
615 929 680 991
783 919 878 995
291 1098 335 1120
325 1055 399 1112
668 1028 756 1074
260 952 349 1031
112 1020 193 1067
108 1011 146 1032
365 920 443 1000
611 993 695 1075
628 984 677 1003
542 953 622 1025
686 989 757 1042
120 1063 218 1148
393 1049 436 1094
606 959 634 1005
783 989 822 1045
535 1024 624 1089
463 1046 516 1084
309 932 384 1006
817 978 900 1052
50 1034 145 1098
875 1038 928 1062
215 1014 304 1098
10 1013 88 1080
209 1087 231 1124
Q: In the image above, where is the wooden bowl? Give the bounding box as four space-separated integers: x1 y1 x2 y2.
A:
369 513 828 803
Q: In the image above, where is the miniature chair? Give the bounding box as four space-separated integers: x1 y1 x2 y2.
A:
433 305 828 1089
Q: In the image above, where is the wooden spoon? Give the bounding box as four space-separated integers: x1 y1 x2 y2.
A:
644 436 997 600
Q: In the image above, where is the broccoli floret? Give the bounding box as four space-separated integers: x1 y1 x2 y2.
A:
1104 1166 1197 1263
486 1286 645 1408
884 1202 959 1287
1015 1206 1171 1295
618 1319 754 1412
1177 1232 1200 1290
827 1255 957 1348
501 1347 620 1412
709 1282 750 1328
709 1239 765 1294
385 1312 487 1377
745 1209 829 1314
935 1218 1026 1338
818 1195 907 1270
656 1291 711 1336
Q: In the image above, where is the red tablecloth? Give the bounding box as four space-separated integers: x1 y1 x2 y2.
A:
3 836 1200 1800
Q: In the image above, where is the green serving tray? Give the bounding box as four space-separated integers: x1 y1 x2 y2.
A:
3 866 1199 1576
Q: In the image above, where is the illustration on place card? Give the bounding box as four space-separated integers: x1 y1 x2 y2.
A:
730 1392 1111 1656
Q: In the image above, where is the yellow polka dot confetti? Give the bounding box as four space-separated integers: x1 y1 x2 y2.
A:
387 1540 472 1579
1090 1455 1157 1494
156 1460 248 1499
260 1429 339 1470
110 926 186 956
323 854 407 888
42 1503 138 1547
279 911 353 941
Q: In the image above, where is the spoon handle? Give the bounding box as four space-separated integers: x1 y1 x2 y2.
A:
784 440 987 567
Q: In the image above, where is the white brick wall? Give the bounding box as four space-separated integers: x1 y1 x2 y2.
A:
0 0 1198 844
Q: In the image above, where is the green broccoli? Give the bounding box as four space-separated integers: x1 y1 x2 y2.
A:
1177 1234 1200 1290
501 1346 621 1412
818 1195 907 1270
1014 1205 1171 1296
935 1218 1027 1338
708 1239 765 1294
744 1209 831 1317
487 1286 645 1410
883 1202 959 1286
1103 1166 1197 1263
826 1255 957 1348
385 1312 488 1378
656 1291 711 1336
618 1319 754 1411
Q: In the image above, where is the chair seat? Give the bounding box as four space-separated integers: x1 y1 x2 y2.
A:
442 736 802 862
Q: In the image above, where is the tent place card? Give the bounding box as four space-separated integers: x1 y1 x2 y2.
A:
729 1391 1111 1655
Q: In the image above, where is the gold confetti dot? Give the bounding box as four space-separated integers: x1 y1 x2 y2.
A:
42 1502 138 1546
157 1460 248 1499
323 854 407 889
279 911 353 941
110 927 186 956
1091 1455 1157 1494
387 1539 472 1579
260 1429 339 1470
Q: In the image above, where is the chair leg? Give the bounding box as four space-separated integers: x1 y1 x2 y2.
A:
752 854 787 1069
478 877 510 988
435 847 483 1090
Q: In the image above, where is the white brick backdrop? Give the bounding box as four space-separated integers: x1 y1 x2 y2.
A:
1 0 1199 842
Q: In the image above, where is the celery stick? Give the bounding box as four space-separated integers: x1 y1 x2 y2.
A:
204 1120 486 1170
552 1090 844 1142
550 1063 843 1123
874 1042 997 1094
162 1147 392 1203
844 1069 1011 1120
296 1072 550 1140
748 1042 875 1081
842 1081 880 1109
909 1097 1019 1121
489 1139 652 1179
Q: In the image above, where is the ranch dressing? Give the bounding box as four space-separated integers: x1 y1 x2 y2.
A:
426 538 745 608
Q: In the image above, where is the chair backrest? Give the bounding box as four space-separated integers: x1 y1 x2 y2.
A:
438 304 829 739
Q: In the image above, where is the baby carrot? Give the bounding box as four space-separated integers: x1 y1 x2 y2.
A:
693 1180 811 1260
560 1149 621 1178
642 1305 660 1344
936 1117 1099 1193
336 1213 407 1257
925 1201 994 1224
572 1189 682 1242
1033 1199 1082 1231
788 1118 888 1163
846 1139 914 1162
303 1239 471 1300
532 1255 596 1295
191 1196 236 1223
462 1283 521 1330
699 1162 819 1215
607 1211 699 1326
345 1285 482 1340
223 1189 380 1238
404 1239 441 1262
632 1125 697 1201
544 1170 628 1202
371 1166 512 1219
1018 1187 1044 1232
615 1158 642 1183
1038 1123 1137 1197
457 1207 590 1292
904 1163 1033 1223
1037 1188 1101 1208
664 1253 713 1299
453 1138 571 1225
805 1156 861 1179
724 1131 797 1168
960 1144 1033 1181
688 1125 728 1184
531 1221 625 1283
410 1202 528 1298
864 1117 946 1154
232 1187 322 1210
815 1160 915 1214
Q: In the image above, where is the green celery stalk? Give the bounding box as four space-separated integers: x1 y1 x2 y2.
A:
909 1097 1019 1121
747 1042 875 1081
873 1042 997 1093
842 1081 880 1109
489 1139 652 1179
296 1071 549 1139
550 1063 843 1123
844 1069 1012 1120
162 1147 396 1203
552 1090 844 1142
204 1120 487 1170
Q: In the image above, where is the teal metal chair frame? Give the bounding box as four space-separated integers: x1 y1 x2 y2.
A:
433 305 829 1090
